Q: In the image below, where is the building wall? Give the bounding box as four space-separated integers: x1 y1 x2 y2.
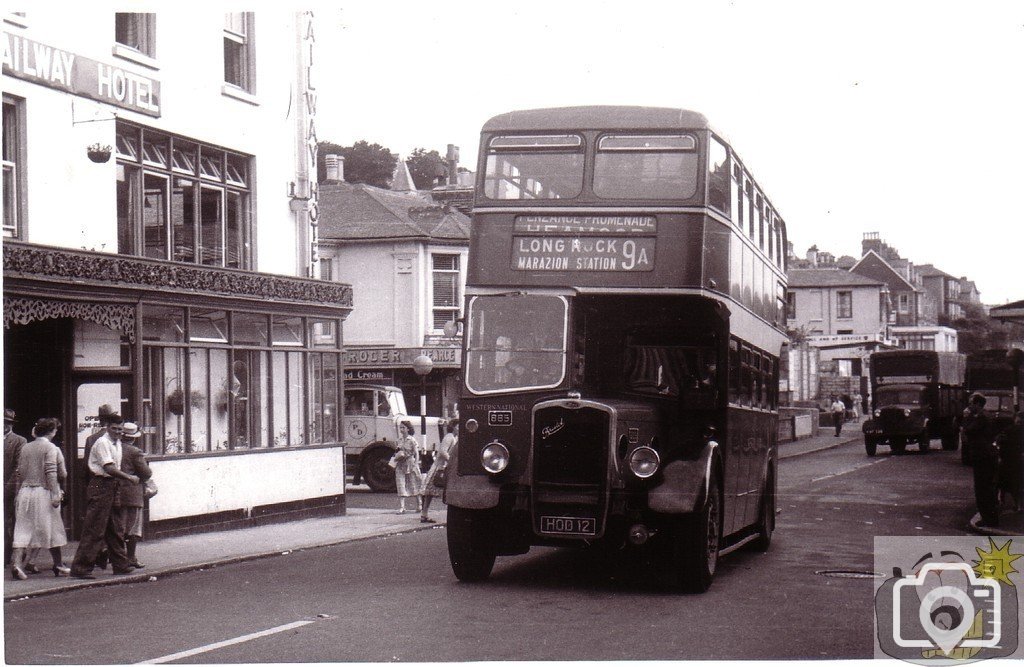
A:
4 9 310 276
787 285 884 335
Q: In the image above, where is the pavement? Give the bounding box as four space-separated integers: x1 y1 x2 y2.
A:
5 422 1014 601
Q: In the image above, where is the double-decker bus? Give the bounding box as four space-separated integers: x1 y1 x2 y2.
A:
445 106 788 592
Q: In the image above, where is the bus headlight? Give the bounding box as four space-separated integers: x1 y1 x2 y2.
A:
481 441 509 474
465 418 479 433
628 446 660 479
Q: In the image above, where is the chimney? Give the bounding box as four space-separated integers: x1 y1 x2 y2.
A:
446 144 460 186
806 245 818 267
325 154 344 183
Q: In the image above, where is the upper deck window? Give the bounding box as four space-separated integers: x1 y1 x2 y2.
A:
593 134 699 199
483 134 584 200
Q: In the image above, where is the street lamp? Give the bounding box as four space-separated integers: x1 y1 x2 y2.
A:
412 354 433 453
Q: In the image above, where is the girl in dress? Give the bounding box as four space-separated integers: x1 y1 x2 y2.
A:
10 418 70 579
420 419 457 523
394 421 423 514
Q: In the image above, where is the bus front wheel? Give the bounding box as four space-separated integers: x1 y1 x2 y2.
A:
668 473 721 593
447 505 497 582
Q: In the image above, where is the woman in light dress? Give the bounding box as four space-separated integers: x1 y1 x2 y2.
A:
394 421 423 514
10 417 70 579
420 419 457 523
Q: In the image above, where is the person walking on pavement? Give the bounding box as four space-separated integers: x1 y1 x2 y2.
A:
963 393 999 527
69 415 139 579
4 408 27 567
394 421 423 514
420 419 457 523
853 393 863 421
118 422 151 568
996 411 1022 512
831 395 846 437
10 418 70 579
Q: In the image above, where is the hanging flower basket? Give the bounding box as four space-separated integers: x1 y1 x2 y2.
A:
86 143 112 163
166 388 204 416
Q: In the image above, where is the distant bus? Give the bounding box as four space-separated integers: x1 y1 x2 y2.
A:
444 107 789 592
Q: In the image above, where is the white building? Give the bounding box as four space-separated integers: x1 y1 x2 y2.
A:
2 9 352 537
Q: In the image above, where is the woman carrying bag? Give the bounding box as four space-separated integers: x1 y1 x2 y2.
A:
420 419 457 523
393 421 423 514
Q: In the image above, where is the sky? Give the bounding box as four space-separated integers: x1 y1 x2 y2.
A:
315 0 1024 305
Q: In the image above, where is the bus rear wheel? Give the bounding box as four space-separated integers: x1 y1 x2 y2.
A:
748 471 775 552
668 473 720 593
447 505 497 582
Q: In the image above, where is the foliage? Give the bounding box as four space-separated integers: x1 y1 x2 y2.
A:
406 148 448 190
316 140 396 188
945 303 1024 354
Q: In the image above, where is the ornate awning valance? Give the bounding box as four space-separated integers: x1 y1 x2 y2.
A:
3 296 136 341
2 242 353 310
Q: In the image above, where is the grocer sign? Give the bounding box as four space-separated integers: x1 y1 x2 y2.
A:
3 34 161 117
345 347 461 368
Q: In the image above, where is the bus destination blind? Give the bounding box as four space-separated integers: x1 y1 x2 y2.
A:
512 236 655 271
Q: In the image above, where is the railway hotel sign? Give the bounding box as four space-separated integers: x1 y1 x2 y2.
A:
3 35 161 117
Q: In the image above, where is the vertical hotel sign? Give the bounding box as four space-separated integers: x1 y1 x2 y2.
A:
301 11 319 277
3 34 160 117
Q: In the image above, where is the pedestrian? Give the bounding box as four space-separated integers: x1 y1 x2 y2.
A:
4 408 27 566
9 418 70 579
861 392 869 416
831 395 846 437
962 393 999 527
996 411 1022 512
853 393 863 420
393 421 423 514
69 414 140 579
118 422 152 568
420 419 457 523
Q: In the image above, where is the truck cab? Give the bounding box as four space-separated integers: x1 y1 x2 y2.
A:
342 384 444 492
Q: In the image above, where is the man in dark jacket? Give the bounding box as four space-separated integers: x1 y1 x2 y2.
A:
118 422 151 568
3 409 27 566
963 393 999 527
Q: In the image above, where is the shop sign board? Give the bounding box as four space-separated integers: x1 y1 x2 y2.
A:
3 34 161 117
345 346 461 368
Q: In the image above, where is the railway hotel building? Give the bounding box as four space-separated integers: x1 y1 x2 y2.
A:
2 9 353 538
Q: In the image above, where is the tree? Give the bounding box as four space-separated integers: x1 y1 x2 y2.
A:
316 140 396 188
406 148 448 190
946 302 1024 354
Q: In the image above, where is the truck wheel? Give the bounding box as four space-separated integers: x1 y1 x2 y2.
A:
865 437 877 457
447 505 497 582
668 473 721 593
361 448 397 493
918 434 931 453
748 471 775 552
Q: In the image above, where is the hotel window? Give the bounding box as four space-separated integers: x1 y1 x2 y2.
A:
837 290 853 319
115 12 155 57
2 95 25 239
224 12 255 92
431 253 461 331
116 122 252 269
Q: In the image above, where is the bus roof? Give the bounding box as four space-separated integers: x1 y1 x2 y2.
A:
482 106 713 133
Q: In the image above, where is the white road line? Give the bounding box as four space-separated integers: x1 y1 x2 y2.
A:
137 620 315 664
810 458 890 483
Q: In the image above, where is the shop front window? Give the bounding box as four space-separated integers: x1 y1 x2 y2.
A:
141 308 340 455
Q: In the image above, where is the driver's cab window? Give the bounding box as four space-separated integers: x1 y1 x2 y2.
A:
344 389 374 415
376 392 392 417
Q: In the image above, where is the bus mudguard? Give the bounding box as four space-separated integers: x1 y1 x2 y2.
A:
443 446 501 510
647 441 718 514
